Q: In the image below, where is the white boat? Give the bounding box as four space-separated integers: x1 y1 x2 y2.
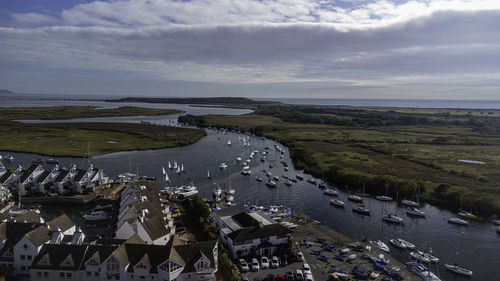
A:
296 174 304 180
266 171 272 177
376 195 393 201
284 180 292 186
181 164 184 172
330 199 345 208
266 180 277 187
444 264 473 277
390 238 406 249
406 207 425 217
255 176 263 182
348 194 363 203
406 262 442 281
323 188 338 196
410 251 430 263
370 240 390 253
226 195 234 202
219 162 228 169
176 166 181 174
177 184 199 197
307 178 317 184
352 205 371 215
448 217 469 226
5 155 14 161
242 165 250 170
284 167 289 171
399 238 415 249
401 199 419 207
227 140 231 145
84 211 108 221
240 170 251 175
168 161 172 169
173 161 178 169
236 156 242 162
383 214 404 224
493 219 500 225
412 250 439 263
458 210 478 220
207 170 210 179
273 176 279 181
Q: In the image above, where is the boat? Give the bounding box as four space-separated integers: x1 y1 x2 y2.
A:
448 217 469 226
412 250 439 263
352 205 371 215
318 182 326 188
176 166 181 174
226 194 234 202
307 178 317 184
383 214 404 224
173 161 178 169
458 210 478 220
207 170 210 179
406 207 425 218
177 184 199 197
330 199 345 208
219 162 228 169
284 180 292 186
401 199 419 207
296 174 304 180
399 239 415 249
265 171 272 177
406 262 442 281
255 177 263 182
493 219 500 225
46 158 59 165
376 195 393 201
348 194 363 203
284 167 289 171
227 140 231 145
240 170 251 176
236 156 242 162
260 157 266 162
390 238 406 249
5 155 14 161
444 264 473 277
180 164 184 173
370 240 390 253
410 251 430 263
273 176 279 181
323 188 338 196
84 211 108 221
266 180 277 187
94 204 113 211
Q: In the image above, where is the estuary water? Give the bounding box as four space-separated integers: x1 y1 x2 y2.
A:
0 97 498 280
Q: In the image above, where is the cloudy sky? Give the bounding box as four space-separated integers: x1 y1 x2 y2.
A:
1 0 500 99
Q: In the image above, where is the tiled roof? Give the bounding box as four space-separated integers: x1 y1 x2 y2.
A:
232 212 260 227
47 214 75 233
0 222 42 260
175 240 217 272
25 225 50 247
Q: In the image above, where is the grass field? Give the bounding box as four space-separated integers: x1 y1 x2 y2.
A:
180 108 500 216
0 106 205 157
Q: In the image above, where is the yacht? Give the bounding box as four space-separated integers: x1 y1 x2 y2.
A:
352 205 371 215
376 195 393 201
411 250 439 263
348 194 363 203
255 176 263 182
370 240 390 253
219 162 228 169
406 207 426 218
284 167 289 171
307 178 317 185
227 140 231 145
390 238 406 249
284 180 292 186
177 184 199 197
448 217 469 226
296 174 304 180
241 170 251 176
273 176 279 181
236 156 242 162
266 180 277 188
458 210 478 220
406 262 442 281
444 264 473 277
84 211 108 221
323 188 338 196
329 199 345 208
398 238 415 249
401 199 419 207
383 214 404 224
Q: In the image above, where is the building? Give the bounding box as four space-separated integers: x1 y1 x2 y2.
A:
217 210 292 258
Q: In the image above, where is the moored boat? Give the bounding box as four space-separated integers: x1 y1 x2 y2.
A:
406 262 442 281
448 217 469 226
296 174 304 180
399 238 415 249
240 170 251 176
307 178 317 184
84 210 108 221
352 205 371 215
370 240 390 253
444 264 473 277
458 210 478 220
330 199 345 208
410 251 430 263
348 194 363 203
255 176 263 182
401 199 419 207
390 238 406 249
284 180 292 186
406 207 426 218
376 195 393 201
383 214 404 224
219 162 228 169
266 180 277 187
323 188 338 196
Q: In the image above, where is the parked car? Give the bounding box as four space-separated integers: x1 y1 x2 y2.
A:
303 263 311 275
271 256 279 268
295 269 304 281
239 259 249 272
285 271 294 281
305 273 314 281
241 276 249 281
297 252 305 262
280 255 288 267
276 273 285 281
251 258 260 271
261 256 270 269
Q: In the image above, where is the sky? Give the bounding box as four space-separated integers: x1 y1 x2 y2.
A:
1 0 500 99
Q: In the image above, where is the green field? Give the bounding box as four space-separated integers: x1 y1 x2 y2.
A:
180 106 500 216
0 106 205 157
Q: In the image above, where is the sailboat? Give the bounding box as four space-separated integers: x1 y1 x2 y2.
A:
162 167 170 183
227 140 231 145
444 264 472 277
168 161 172 169
207 170 211 179
458 194 478 220
173 161 178 169
176 166 181 175
181 164 184 173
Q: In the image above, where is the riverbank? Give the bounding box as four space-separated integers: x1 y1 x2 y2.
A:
179 106 500 216
0 106 206 157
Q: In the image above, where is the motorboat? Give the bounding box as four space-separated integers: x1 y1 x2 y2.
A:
330 199 345 208
410 251 430 263
5 155 14 161
84 211 108 221
376 195 393 201
241 170 251 176
46 158 59 165
406 262 442 281
383 214 404 224
352 205 371 215
266 180 277 187
266 171 272 177
227 140 231 145
390 239 406 249
284 180 292 186
324 188 338 196
255 177 263 182
177 184 199 197
406 207 426 218
412 250 439 263
401 199 419 207
318 182 326 188
242 165 250 170
284 167 289 171
370 240 390 253
493 219 500 225
348 194 363 203
444 264 473 277
307 178 317 184
236 156 242 162
296 174 304 180
219 162 228 169
273 176 279 181
398 238 415 249
448 217 469 226
226 195 234 202
458 210 478 220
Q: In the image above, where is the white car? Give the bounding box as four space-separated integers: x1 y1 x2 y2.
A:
239 259 249 272
305 273 314 281
297 252 305 261
260 256 269 269
295 269 304 281
251 258 259 271
271 256 279 268
303 263 311 275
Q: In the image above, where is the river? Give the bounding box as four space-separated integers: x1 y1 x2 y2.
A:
0 100 498 280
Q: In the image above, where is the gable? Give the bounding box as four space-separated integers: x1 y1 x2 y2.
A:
158 259 183 273
2 249 13 258
134 261 149 270
61 255 74 267
87 256 99 266
38 254 50 266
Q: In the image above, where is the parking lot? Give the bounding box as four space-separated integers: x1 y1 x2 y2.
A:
239 255 318 281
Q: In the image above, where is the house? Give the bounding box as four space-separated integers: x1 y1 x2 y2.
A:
0 221 43 272
17 164 45 195
218 211 292 258
13 225 51 275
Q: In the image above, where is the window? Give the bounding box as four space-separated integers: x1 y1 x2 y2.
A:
136 262 147 269
87 271 92 276
106 256 120 272
60 273 65 278
27 255 32 260
21 255 26 260
21 266 26 271
95 272 100 276
43 272 48 278
37 272 42 277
